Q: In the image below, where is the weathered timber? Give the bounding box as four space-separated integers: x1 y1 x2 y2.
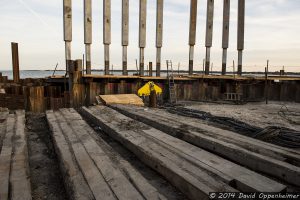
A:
111 105 300 187
60 108 146 200
10 111 31 200
46 111 94 200
110 105 287 192
77 110 166 200
0 114 16 200
11 43 20 83
29 86 45 113
47 108 155 199
0 111 9 153
0 111 32 200
80 106 238 200
53 111 115 200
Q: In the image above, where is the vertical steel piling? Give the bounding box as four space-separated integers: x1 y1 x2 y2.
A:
103 0 111 75
156 0 164 77
237 0 245 75
222 0 230 75
84 0 92 74
139 0 147 76
205 0 214 75
122 0 129 75
188 0 198 75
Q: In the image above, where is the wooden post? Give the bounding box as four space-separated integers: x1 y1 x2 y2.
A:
149 90 157 108
149 62 153 77
11 42 20 83
72 60 84 107
29 86 45 113
265 60 269 104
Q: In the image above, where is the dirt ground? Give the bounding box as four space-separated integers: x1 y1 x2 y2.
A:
26 113 67 200
182 101 300 131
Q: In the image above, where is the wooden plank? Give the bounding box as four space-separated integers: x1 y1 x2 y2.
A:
0 111 9 153
119 105 300 159
80 106 237 200
46 111 94 200
142 129 285 192
0 114 15 200
60 108 145 200
76 109 166 200
99 94 144 106
111 105 300 186
53 111 116 200
103 105 286 192
10 110 32 200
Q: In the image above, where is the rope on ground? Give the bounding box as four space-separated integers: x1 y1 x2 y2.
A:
278 105 300 125
164 106 300 149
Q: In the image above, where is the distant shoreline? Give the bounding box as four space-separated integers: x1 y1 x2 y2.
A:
1 69 300 75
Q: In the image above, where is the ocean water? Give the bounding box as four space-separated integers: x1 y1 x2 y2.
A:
0 70 154 79
1 70 299 80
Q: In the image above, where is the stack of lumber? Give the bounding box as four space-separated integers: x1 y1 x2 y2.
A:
80 106 287 200
99 94 144 106
111 104 300 187
46 108 165 200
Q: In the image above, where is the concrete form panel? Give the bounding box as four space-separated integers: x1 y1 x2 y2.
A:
84 0 92 44
63 0 72 42
122 0 129 46
237 0 245 50
156 0 164 48
222 0 230 49
205 0 214 47
139 0 147 48
103 0 111 45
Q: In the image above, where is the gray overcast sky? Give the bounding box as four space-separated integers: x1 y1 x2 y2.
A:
0 0 300 72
